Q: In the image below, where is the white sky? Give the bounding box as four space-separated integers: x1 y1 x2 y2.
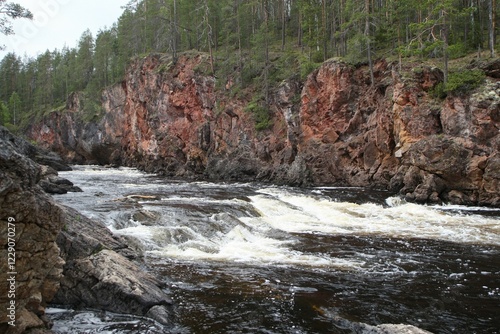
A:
0 0 127 60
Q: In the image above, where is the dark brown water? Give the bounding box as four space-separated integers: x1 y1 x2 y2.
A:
50 166 500 334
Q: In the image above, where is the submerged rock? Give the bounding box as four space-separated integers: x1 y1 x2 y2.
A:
317 307 433 334
362 323 433 334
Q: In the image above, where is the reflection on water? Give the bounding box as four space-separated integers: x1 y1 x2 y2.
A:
51 166 500 334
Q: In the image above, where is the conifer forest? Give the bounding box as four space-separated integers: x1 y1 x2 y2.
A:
0 0 498 131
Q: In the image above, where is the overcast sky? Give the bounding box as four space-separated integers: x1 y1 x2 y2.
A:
1 0 126 60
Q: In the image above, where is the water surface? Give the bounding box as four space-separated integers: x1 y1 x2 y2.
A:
51 166 500 333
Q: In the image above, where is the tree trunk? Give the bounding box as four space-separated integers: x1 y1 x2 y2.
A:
204 0 215 75
236 0 242 75
281 0 286 51
322 0 327 61
264 0 270 105
172 0 178 64
442 8 449 85
488 0 496 57
365 0 374 86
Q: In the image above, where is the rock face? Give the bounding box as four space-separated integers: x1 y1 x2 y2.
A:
1 127 172 332
27 54 500 206
53 207 173 324
0 127 65 333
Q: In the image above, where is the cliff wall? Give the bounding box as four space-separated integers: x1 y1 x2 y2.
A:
27 54 500 206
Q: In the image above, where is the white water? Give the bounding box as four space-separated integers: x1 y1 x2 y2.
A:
58 166 500 270
53 166 500 333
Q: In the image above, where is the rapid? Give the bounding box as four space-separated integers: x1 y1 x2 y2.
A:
49 166 500 333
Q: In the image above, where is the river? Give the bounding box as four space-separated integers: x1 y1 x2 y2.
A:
48 166 500 334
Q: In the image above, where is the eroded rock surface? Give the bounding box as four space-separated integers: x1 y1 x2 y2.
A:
1 127 173 332
54 207 173 326
0 127 65 334
27 55 500 206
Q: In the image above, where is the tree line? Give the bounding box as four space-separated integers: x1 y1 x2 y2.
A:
0 0 498 130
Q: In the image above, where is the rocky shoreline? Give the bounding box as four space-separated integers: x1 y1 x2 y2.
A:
0 127 172 333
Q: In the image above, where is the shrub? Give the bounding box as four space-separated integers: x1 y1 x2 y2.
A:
299 58 320 80
430 69 485 98
445 70 485 94
447 43 467 59
246 99 272 131
430 82 447 99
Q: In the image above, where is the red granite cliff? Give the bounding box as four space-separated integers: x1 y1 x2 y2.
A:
26 53 500 206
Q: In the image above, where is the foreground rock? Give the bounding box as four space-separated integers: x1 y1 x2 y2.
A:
1 127 172 332
0 128 65 333
27 54 500 206
54 206 173 325
318 307 433 333
0 127 70 172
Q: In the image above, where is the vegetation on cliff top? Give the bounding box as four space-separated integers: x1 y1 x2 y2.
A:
0 0 498 132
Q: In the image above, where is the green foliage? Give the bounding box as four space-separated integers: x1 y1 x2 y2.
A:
447 43 467 59
3 123 18 133
0 1 32 48
156 61 174 75
0 100 9 125
241 63 261 88
246 98 272 131
429 82 447 99
7 91 20 125
80 89 104 122
445 70 485 94
430 69 485 98
0 0 498 128
299 58 320 81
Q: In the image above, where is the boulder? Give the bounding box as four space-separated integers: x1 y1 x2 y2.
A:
54 250 171 315
1 126 174 332
53 206 173 325
0 127 65 333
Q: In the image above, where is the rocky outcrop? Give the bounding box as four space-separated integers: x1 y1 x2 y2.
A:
0 127 80 195
26 54 500 206
0 127 65 333
53 207 173 324
0 127 174 332
391 78 500 205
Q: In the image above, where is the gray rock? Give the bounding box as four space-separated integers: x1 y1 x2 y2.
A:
54 206 173 324
55 250 172 315
0 127 65 333
146 305 173 326
0 126 71 171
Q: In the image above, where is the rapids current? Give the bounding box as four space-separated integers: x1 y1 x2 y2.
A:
50 166 500 333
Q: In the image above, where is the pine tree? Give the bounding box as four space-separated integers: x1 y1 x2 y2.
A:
76 30 95 91
0 52 21 102
8 91 20 126
0 0 32 49
0 100 9 126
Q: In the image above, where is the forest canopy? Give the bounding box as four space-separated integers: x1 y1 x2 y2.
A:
0 0 498 131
